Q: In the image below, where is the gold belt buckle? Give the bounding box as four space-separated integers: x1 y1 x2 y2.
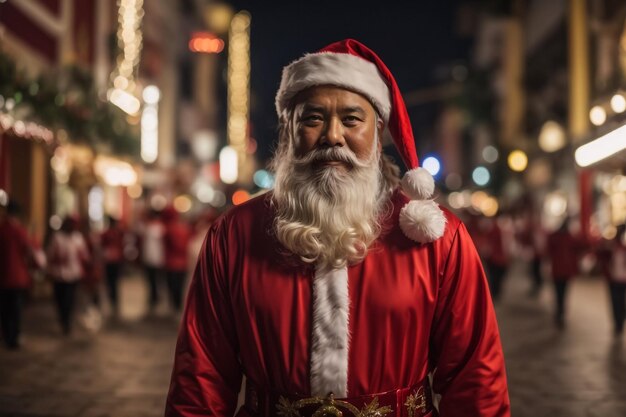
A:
404 387 427 417
277 392 393 417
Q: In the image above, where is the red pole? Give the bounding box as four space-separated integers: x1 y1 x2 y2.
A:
0 134 11 192
579 169 592 241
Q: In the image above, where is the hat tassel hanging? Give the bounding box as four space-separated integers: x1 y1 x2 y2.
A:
399 167 446 243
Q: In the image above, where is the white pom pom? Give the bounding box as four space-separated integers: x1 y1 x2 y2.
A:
401 167 434 200
399 200 446 243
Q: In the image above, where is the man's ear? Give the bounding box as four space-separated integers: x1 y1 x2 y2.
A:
377 121 384 151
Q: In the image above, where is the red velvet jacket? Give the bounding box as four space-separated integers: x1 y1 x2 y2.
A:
166 191 510 417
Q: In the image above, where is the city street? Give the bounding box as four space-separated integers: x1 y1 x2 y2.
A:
2 1 625 417
1 264 626 417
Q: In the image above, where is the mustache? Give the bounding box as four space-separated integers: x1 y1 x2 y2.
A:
293 147 367 168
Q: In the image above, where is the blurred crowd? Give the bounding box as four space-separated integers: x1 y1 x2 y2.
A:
464 211 626 333
0 198 216 350
1 196 626 351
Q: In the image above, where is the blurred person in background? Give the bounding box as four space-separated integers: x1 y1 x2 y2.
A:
516 214 546 297
546 217 586 329
470 215 509 302
483 216 509 302
100 216 125 315
141 209 166 312
81 225 103 309
166 40 509 417
597 224 626 336
187 211 216 281
79 221 105 331
0 200 45 349
163 207 191 312
46 216 90 335
528 218 547 297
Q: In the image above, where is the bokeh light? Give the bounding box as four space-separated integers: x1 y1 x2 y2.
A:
538 120 565 152
480 197 499 217
472 166 490 186
507 150 528 172
589 105 607 126
150 194 167 211
422 156 441 177
253 169 275 189
482 146 499 163
174 195 193 213
610 93 626 114
232 189 250 205
445 173 462 190
127 184 143 199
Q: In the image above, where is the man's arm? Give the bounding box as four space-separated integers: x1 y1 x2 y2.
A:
166 220 243 417
429 222 510 417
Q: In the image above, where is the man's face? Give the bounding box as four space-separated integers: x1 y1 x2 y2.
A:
293 86 382 172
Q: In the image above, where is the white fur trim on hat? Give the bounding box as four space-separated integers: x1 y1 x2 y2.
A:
310 266 350 397
401 167 435 200
399 200 447 243
276 52 391 121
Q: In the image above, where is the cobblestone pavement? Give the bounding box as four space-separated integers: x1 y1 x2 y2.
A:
1 264 626 417
0 271 181 417
496 265 626 417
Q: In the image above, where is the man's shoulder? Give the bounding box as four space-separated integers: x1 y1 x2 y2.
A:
212 192 273 235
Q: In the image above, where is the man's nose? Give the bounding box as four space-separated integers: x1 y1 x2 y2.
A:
320 117 345 147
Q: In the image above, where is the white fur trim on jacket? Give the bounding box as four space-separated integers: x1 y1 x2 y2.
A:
276 52 391 121
399 200 447 243
310 266 350 397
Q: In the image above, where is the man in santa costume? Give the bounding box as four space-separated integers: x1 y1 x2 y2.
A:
166 39 510 417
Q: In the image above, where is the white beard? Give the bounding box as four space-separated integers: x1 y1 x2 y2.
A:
272 144 386 270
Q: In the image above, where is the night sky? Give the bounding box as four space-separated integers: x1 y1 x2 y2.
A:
227 0 473 165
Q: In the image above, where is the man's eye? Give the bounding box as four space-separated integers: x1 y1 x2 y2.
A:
301 115 323 123
343 116 361 124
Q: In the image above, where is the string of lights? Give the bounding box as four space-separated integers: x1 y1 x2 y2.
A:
0 112 55 145
108 0 144 115
224 11 251 183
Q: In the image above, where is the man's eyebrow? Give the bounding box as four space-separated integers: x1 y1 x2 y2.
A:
301 104 325 112
339 106 366 115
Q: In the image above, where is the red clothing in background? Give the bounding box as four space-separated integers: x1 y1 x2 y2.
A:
165 220 191 272
100 227 125 264
486 220 508 267
0 218 34 289
547 229 585 280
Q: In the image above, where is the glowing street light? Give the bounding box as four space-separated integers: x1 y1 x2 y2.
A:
575 124 626 167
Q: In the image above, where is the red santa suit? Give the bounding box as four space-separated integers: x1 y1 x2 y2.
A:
166 191 509 417
167 38 509 417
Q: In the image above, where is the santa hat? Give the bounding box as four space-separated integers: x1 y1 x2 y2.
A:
275 39 446 243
